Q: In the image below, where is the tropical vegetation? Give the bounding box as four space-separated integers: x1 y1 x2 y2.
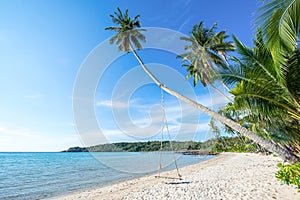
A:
276 162 300 189
219 0 300 159
104 0 300 188
63 137 260 153
225 0 300 188
176 22 234 97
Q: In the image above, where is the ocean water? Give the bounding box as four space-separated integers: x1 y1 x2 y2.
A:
0 152 214 200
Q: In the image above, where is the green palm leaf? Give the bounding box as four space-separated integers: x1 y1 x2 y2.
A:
177 21 234 88
255 0 300 66
105 7 145 52
283 50 300 103
223 30 300 153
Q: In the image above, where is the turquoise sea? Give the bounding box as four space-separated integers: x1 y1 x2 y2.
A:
0 152 214 200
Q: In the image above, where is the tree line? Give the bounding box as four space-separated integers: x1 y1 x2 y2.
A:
63 137 261 153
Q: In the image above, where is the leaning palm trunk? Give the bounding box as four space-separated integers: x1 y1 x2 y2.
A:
129 43 300 164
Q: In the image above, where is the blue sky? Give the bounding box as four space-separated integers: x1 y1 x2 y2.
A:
0 0 259 151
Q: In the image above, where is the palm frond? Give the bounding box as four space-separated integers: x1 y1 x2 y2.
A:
104 26 120 31
283 50 300 104
130 35 142 50
232 35 282 85
105 7 146 52
178 21 234 89
255 0 300 66
279 2 300 50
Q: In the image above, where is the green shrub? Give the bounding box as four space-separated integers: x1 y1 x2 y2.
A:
276 162 300 189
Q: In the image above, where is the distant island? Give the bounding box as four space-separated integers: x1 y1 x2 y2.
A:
62 137 264 154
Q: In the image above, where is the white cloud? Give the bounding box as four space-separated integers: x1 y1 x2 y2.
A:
0 125 39 137
196 92 229 109
96 98 140 109
178 18 191 32
95 119 210 143
94 88 229 143
95 97 204 141
96 82 229 113
24 94 43 99
96 100 113 107
66 122 76 127
0 124 81 152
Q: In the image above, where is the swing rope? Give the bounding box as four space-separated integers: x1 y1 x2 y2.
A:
156 87 182 180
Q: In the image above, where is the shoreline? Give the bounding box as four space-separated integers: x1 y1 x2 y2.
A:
50 153 300 200
48 154 217 199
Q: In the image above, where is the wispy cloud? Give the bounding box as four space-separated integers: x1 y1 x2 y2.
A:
95 97 201 140
24 94 43 99
97 90 227 115
178 18 191 32
96 100 113 107
0 125 39 137
95 89 228 142
0 124 82 152
197 92 228 109
97 119 210 143
96 98 140 109
66 122 76 127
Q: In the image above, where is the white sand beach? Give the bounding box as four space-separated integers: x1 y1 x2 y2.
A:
52 153 300 200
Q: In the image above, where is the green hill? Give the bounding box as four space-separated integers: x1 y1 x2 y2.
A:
62 137 263 154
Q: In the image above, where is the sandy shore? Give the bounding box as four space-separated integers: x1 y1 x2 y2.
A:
51 153 300 200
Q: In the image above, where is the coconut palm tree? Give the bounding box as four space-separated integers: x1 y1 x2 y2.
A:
177 22 234 86
105 7 299 163
220 30 300 157
105 7 145 52
177 22 234 101
255 0 300 112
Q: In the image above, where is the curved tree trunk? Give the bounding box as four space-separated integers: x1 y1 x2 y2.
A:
129 44 300 164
